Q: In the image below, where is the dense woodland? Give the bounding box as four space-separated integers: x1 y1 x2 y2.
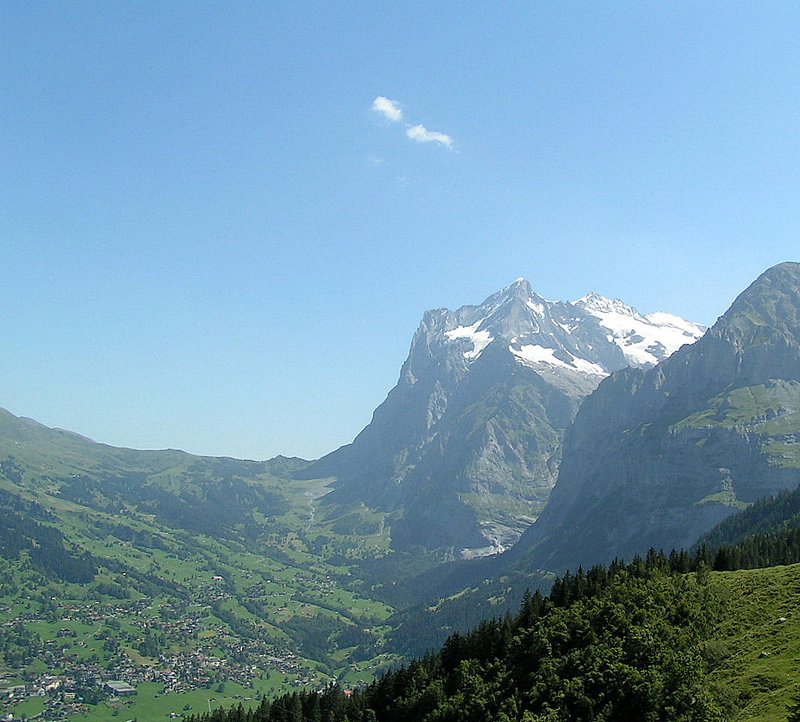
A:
0 492 97 584
698 485 800 559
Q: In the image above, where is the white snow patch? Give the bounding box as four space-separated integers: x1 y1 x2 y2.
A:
576 293 705 366
645 311 705 336
445 322 494 360
510 344 607 377
526 299 546 316
570 355 608 376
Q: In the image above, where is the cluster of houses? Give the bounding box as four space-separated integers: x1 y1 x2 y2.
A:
0 580 325 719
1 674 91 719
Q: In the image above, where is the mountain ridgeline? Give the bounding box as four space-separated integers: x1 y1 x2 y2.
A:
510 261 800 573
305 279 703 558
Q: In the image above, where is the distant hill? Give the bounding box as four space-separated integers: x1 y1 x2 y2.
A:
0 405 296 540
0 405 399 701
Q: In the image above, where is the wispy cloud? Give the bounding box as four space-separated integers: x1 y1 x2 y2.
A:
406 124 453 149
372 96 454 150
372 96 403 122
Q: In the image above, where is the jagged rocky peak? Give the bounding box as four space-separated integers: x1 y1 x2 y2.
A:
433 278 552 363
431 278 705 378
716 261 800 345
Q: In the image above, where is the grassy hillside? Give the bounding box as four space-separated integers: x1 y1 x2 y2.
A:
673 380 800 470
708 564 800 721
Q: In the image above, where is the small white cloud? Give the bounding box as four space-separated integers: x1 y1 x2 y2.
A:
372 96 403 122
372 96 455 150
406 124 453 149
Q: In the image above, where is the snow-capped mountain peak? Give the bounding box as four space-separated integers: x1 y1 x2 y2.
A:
575 291 639 318
438 280 705 375
314 275 709 560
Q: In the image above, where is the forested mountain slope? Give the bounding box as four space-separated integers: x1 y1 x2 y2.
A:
187 540 800 722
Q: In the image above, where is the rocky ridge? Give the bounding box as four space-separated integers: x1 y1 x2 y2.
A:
509 261 800 572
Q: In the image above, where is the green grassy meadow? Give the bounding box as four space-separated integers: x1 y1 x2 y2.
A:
709 563 800 721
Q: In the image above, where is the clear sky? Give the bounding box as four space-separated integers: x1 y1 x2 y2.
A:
2 2 799 460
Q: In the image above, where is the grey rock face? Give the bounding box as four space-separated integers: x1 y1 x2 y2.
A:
511 262 800 572
307 279 703 558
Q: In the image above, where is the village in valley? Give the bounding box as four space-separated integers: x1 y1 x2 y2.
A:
0 576 325 721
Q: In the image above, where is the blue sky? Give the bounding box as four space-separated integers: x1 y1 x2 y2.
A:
2 2 800 460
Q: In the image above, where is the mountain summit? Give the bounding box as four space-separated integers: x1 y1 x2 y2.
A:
510 262 800 572
307 279 704 558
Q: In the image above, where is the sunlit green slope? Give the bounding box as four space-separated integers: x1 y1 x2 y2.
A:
708 564 800 722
